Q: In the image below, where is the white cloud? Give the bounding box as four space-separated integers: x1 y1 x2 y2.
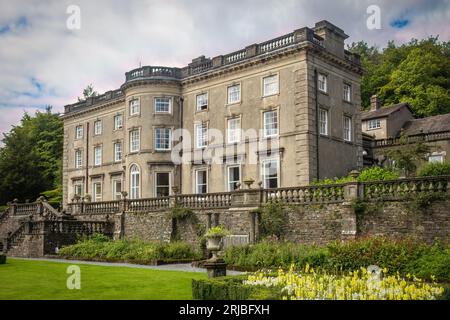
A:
0 0 449 137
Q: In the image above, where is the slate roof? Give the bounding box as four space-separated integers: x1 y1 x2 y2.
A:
402 113 450 136
361 103 411 121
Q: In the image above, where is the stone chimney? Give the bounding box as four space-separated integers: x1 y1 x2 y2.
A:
313 20 348 58
370 95 382 111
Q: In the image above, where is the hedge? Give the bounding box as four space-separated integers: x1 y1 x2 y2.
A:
192 275 280 300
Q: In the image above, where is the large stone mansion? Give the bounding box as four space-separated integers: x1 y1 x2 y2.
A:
62 20 364 206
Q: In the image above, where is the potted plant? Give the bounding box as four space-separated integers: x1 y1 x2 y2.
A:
205 226 230 261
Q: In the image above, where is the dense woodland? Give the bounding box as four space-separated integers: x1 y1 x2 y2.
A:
0 38 449 204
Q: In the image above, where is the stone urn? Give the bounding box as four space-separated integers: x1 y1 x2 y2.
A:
206 236 222 262
204 226 230 278
243 178 255 189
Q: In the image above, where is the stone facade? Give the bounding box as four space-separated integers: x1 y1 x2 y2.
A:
61 20 364 206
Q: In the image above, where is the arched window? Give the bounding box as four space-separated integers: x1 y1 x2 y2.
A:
130 164 140 199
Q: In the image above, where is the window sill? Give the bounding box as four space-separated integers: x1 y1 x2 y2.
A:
318 90 328 96
343 99 353 105
226 101 242 107
129 114 141 119
153 112 173 116
262 93 280 99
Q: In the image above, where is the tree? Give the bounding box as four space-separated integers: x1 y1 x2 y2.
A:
77 84 98 102
348 38 450 117
382 133 430 177
0 107 63 204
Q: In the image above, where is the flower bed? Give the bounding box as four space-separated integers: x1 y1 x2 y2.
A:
244 265 445 300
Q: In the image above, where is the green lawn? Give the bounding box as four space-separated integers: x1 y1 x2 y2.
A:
0 258 206 300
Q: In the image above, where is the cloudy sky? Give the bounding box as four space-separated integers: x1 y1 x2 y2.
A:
0 0 449 138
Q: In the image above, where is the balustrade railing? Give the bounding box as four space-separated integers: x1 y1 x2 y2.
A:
263 184 345 204
362 175 450 200
374 131 450 148
259 33 296 53
84 201 120 214
177 192 232 209
15 203 38 215
128 197 171 212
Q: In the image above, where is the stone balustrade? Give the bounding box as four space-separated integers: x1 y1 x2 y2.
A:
83 201 121 214
373 130 450 148
362 175 450 200
263 184 346 204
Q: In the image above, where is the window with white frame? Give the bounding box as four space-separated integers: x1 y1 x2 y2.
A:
130 129 140 153
75 150 82 169
227 166 241 191
262 158 279 189
343 83 352 102
73 181 84 197
195 123 208 148
130 165 140 199
154 97 172 113
112 178 122 200
263 110 278 137
196 93 208 111
319 109 328 136
94 120 102 135
114 142 122 162
227 84 241 104
114 114 123 130
367 119 381 130
195 169 208 194
92 181 102 202
318 73 327 93
155 172 170 197
94 146 102 166
263 75 279 96
129 99 140 116
75 125 83 139
227 118 241 143
343 116 352 142
428 153 444 164
154 128 171 150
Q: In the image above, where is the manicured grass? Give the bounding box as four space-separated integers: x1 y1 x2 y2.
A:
0 259 206 300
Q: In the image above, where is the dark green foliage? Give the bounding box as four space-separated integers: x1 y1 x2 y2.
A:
417 162 450 177
348 38 450 117
313 167 399 185
223 237 450 281
0 254 6 264
58 234 202 262
259 202 288 239
356 167 400 182
382 135 430 176
167 207 194 220
223 241 329 270
192 275 280 300
0 107 63 204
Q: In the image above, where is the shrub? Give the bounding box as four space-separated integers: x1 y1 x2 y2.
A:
313 167 399 185
223 241 329 270
356 167 399 182
417 162 450 177
192 275 280 300
326 237 429 275
223 237 450 282
58 235 202 262
259 202 288 239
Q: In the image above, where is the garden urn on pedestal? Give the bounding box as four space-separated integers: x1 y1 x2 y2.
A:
204 226 230 278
